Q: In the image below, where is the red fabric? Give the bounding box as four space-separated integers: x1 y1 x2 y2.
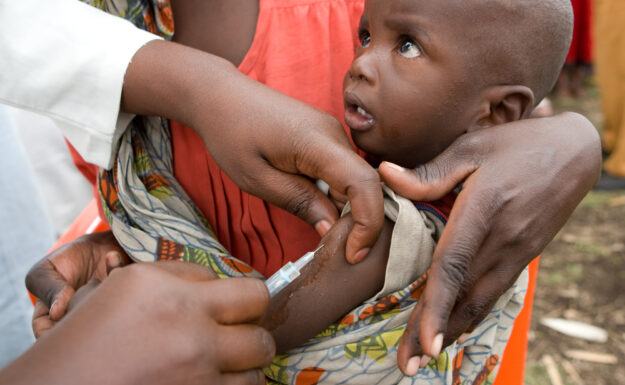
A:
566 0 593 64
66 140 98 186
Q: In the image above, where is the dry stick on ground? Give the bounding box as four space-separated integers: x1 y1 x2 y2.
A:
560 358 584 385
542 354 564 385
564 350 618 364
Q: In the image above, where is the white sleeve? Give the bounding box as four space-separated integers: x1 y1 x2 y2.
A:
0 0 161 169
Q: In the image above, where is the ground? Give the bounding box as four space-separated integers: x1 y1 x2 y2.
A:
524 84 625 384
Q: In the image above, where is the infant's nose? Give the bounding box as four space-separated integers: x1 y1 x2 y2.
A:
349 53 376 85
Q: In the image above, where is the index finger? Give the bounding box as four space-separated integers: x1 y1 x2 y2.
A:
311 150 384 264
343 159 385 263
415 186 496 357
199 278 270 324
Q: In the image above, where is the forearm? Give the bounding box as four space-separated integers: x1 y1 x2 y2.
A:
0 299 143 385
262 216 394 353
0 331 128 385
121 40 237 127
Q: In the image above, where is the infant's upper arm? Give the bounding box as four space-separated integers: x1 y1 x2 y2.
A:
262 214 394 352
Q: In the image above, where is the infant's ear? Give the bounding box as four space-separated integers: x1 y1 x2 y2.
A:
473 85 535 129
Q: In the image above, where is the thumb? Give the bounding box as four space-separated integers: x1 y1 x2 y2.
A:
378 141 481 201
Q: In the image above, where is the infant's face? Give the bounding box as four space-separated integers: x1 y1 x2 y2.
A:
343 0 480 168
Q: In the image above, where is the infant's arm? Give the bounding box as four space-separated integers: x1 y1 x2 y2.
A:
262 215 394 352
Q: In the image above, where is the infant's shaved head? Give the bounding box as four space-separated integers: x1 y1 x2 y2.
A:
458 0 574 102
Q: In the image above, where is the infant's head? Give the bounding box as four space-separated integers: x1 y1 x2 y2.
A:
343 0 573 168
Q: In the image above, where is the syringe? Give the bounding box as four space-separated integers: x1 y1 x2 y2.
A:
265 244 323 297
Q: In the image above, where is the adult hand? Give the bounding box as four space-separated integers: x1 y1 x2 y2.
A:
3 262 274 385
378 113 601 375
26 231 130 337
121 40 384 263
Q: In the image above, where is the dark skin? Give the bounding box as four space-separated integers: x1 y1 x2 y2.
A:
343 0 535 169
28 0 601 377
9 262 274 385
170 0 258 66
263 216 393 352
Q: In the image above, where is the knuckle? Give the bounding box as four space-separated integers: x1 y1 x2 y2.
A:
414 163 444 184
459 300 489 321
473 186 508 219
357 165 381 185
497 216 544 259
284 190 316 219
437 254 471 287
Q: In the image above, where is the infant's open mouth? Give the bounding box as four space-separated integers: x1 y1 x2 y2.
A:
344 95 376 131
355 105 370 118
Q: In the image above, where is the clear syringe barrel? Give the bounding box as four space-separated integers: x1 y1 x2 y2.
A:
264 245 322 297
265 262 300 297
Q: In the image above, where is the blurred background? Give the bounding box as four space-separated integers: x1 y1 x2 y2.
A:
527 89 625 385
526 1 625 383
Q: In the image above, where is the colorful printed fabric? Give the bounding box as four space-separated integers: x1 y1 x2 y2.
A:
80 0 173 39
98 117 528 385
98 116 261 278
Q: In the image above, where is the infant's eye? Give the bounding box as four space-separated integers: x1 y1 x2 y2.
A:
360 31 371 48
398 37 421 58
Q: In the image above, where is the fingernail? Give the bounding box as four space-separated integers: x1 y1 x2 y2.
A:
458 333 471 344
49 300 57 314
350 248 370 264
405 356 421 376
383 161 407 173
431 333 444 357
315 220 332 236
107 251 121 266
106 252 122 275
420 355 431 368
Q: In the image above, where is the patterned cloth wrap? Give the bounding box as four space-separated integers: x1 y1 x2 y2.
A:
98 115 528 385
